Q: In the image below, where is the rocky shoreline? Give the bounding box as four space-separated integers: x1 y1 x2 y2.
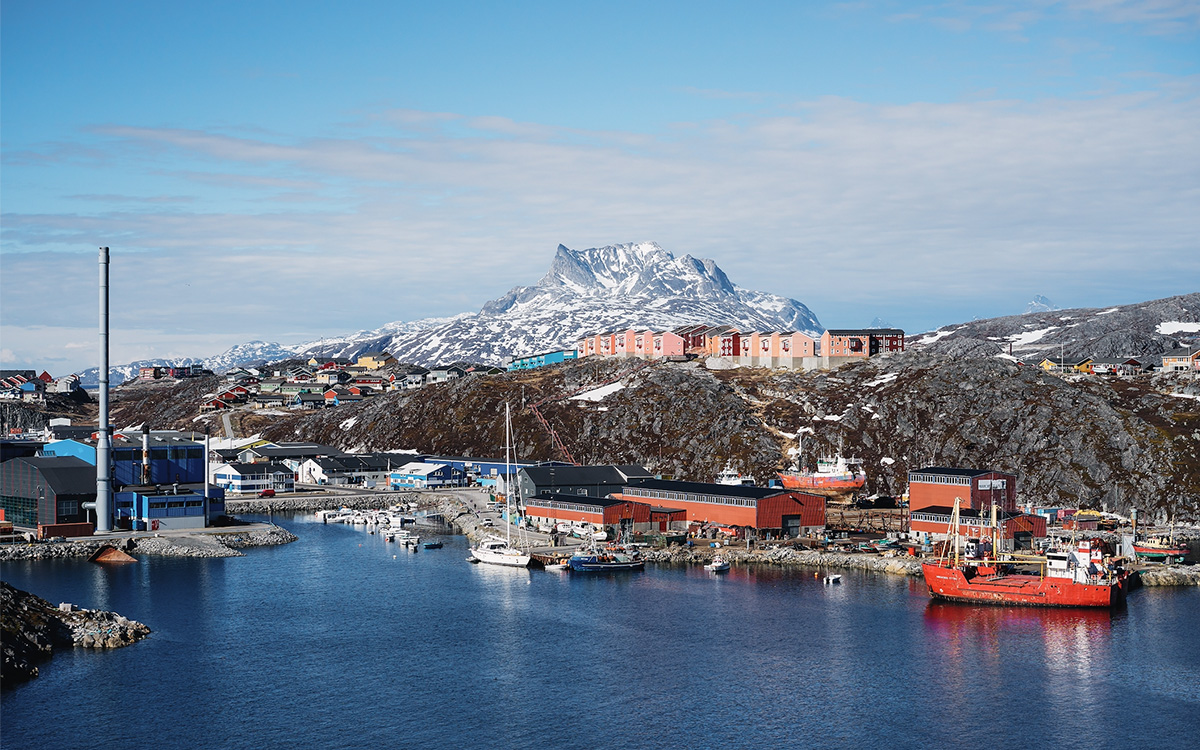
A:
1 581 151 689
0 525 297 561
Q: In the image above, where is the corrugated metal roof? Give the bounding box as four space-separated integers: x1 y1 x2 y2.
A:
13 456 97 495
625 478 783 500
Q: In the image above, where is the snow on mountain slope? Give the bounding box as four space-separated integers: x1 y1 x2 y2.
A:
912 292 1200 360
300 242 823 365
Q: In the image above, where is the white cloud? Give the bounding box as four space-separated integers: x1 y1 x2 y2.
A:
2 85 1197 373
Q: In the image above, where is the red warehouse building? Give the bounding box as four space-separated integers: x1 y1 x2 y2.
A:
907 467 1018 513
909 505 1048 551
616 479 825 538
523 493 653 528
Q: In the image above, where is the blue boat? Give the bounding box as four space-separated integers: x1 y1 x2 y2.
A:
422 540 443 549
568 549 645 573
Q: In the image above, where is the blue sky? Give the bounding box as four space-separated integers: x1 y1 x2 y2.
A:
3 0 1198 373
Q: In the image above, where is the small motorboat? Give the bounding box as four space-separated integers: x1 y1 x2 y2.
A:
705 556 731 572
823 574 842 585
544 560 570 572
422 540 443 549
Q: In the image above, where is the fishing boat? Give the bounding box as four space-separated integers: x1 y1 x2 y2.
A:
469 403 531 569
921 499 1131 608
777 434 865 490
568 542 644 573
715 463 756 487
1133 537 1189 563
705 556 730 572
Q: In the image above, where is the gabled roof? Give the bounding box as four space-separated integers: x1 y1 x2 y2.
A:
392 461 448 476
521 464 654 486
1162 347 1200 358
10 456 97 496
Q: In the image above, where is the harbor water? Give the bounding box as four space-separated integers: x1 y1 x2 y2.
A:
3 514 1199 749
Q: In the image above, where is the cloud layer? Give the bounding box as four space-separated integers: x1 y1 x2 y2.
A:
3 84 1198 372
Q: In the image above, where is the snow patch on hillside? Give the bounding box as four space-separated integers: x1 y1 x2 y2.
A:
1158 322 1200 336
570 382 626 402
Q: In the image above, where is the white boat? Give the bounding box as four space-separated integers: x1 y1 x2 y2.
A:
823 574 842 585
705 556 731 572
472 537 531 567
715 463 756 486
470 403 531 569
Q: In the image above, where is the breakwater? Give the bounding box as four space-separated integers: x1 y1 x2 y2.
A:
1 581 150 689
0 525 297 561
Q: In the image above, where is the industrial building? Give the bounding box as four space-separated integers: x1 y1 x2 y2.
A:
908 505 1048 551
0 455 97 536
907 467 1018 513
615 479 825 538
518 464 655 500
42 430 206 487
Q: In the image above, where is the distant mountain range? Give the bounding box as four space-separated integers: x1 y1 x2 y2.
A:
81 242 823 385
913 292 1200 360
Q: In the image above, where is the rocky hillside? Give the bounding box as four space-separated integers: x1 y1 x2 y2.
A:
913 292 1200 360
102 350 1200 522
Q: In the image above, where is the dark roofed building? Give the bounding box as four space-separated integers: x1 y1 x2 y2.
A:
0 455 97 528
518 464 654 500
617 478 825 537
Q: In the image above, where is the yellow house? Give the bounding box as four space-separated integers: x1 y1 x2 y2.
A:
355 351 397 370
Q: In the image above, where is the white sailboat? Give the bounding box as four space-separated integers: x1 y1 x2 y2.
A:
470 403 531 568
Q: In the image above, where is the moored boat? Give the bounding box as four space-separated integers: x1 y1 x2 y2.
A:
568 544 644 573
1133 537 1189 563
705 556 730 572
921 500 1130 608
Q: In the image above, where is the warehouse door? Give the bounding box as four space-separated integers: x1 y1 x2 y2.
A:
1013 531 1033 550
782 515 802 538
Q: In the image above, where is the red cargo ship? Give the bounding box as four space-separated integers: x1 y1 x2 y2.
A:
921 501 1130 608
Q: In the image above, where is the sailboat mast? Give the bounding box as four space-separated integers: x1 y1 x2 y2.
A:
505 402 512 547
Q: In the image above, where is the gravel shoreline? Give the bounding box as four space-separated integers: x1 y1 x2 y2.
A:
0 525 297 561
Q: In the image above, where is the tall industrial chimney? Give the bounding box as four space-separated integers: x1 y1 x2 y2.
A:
96 247 112 532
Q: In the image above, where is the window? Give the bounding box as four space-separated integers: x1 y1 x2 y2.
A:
149 501 167 509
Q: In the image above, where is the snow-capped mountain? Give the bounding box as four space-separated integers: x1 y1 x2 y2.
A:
299 242 823 365
867 317 893 329
78 341 303 387
912 292 1200 360
1024 295 1060 314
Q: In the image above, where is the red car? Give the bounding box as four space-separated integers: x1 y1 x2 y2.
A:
257 489 276 498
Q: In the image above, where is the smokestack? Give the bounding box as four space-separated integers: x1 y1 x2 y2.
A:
96 247 112 532
142 425 151 485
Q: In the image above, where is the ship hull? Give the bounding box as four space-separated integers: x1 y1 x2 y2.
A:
1133 545 1188 561
568 555 644 572
922 563 1126 608
777 473 866 490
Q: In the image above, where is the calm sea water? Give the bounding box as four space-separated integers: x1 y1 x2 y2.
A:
3 515 1198 749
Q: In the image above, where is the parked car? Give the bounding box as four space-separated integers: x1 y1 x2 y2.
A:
257 489 276 498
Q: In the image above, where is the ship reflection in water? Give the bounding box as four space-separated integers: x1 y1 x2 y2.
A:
923 600 1121 726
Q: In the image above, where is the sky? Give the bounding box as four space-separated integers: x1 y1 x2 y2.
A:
2 0 1198 374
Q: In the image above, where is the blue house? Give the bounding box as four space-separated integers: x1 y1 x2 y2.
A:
508 349 579 371
389 462 463 489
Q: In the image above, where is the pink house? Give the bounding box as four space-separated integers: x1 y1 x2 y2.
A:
614 329 639 358
652 331 685 358
634 330 654 359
